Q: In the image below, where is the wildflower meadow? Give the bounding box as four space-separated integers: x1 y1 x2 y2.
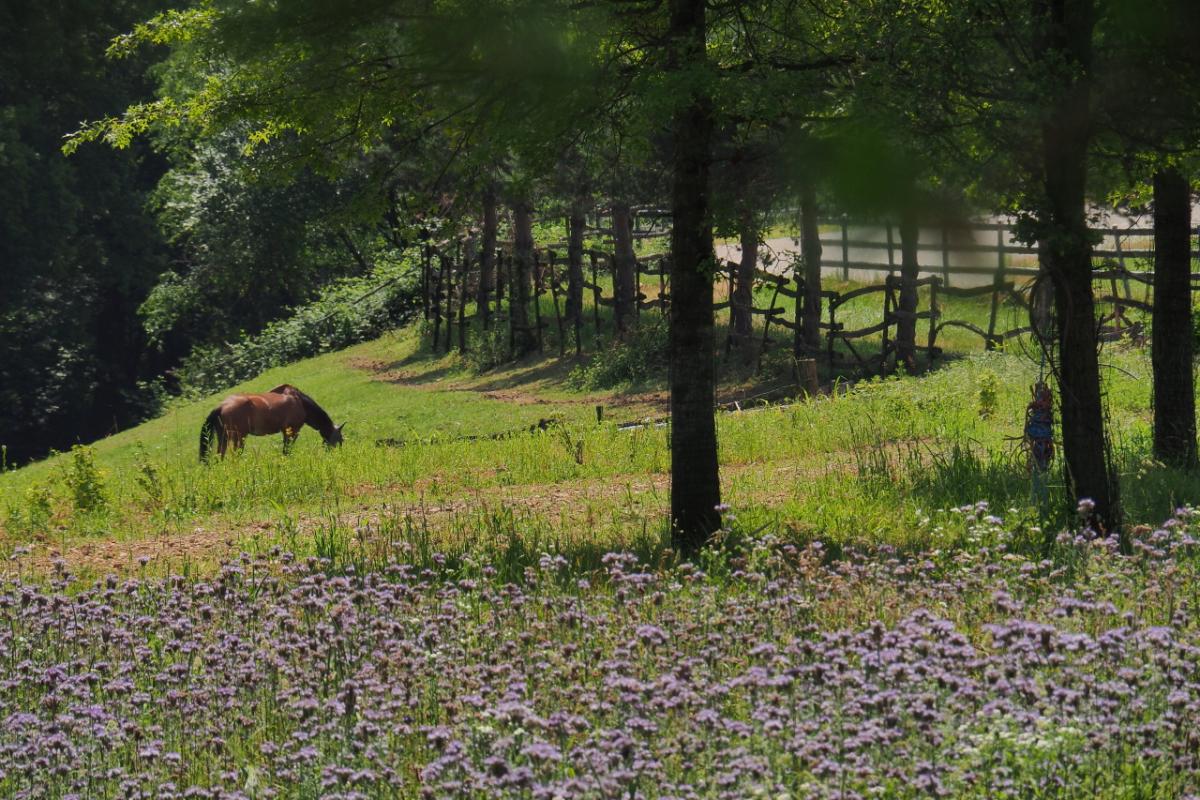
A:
2 504 1199 798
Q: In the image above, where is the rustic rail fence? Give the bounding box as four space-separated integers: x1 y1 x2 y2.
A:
418 217 1200 377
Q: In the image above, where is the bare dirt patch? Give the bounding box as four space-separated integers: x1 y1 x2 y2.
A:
7 526 242 579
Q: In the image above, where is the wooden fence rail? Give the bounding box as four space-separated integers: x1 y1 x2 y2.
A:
421 217 1200 378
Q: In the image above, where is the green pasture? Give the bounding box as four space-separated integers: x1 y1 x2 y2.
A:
0 294 1187 580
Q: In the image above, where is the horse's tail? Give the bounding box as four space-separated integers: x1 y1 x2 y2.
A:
199 408 224 462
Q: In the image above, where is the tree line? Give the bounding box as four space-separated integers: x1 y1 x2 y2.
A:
6 0 1197 552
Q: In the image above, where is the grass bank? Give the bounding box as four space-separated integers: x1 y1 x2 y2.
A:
0 305 1188 580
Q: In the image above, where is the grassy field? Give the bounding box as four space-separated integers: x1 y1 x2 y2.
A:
0 296 1181 581
3 302 1200 797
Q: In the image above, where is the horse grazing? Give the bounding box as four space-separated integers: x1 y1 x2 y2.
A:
199 384 344 461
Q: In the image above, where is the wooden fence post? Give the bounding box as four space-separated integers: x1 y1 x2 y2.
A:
590 251 601 344
533 250 544 352
986 227 1006 350
841 217 850 281
827 298 837 367
726 261 736 354
433 252 447 352
757 281 782 374
457 248 468 353
1113 229 1134 301
494 248 505 318
880 274 893 374
421 244 432 321
658 259 667 315
445 244 457 353
795 358 819 396
547 250 565 357
635 255 642 323
886 222 895 272
883 224 896 372
927 277 940 366
940 225 951 287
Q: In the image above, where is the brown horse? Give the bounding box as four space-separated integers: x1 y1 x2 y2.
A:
199 384 344 461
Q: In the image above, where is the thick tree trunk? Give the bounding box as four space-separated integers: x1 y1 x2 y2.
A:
478 186 497 329
731 214 758 345
611 202 638 335
668 0 721 553
895 208 920 370
1036 0 1118 532
798 184 823 354
510 202 536 355
566 201 586 325
1152 166 1197 467
1031 256 1055 348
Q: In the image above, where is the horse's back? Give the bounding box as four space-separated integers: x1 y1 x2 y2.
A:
216 390 303 435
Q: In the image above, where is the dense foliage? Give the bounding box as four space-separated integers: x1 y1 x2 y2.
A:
0 5 425 464
171 253 421 398
0 1 172 464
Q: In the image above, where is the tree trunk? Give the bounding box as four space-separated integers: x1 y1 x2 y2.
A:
611 202 638 335
478 185 497 329
510 202 536 355
731 214 757 345
668 0 721 554
566 200 586 325
895 207 920 370
798 184 823 354
1035 0 1118 533
1152 166 1197 467
1031 253 1055 348
459 235 474 353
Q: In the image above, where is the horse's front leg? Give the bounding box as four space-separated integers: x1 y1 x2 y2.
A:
282 427 299 455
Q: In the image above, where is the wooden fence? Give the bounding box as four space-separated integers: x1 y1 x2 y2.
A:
420 218 1200 375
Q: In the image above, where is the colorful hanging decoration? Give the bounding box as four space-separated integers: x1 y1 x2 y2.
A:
1024 381 1054 472
1024 380 1054 504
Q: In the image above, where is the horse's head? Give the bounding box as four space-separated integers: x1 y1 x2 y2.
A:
324 422 346 448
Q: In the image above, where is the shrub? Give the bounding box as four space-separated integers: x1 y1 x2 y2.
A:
132 443 163 510
976 368 1000 418
566 317 668 390
4 482 54 536
174 254 421 397
60 444 106 514
463 324 512 373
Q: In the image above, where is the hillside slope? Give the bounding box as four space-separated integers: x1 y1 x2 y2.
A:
0 322 1183 578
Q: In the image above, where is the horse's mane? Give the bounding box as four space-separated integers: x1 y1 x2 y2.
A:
270 384 333 431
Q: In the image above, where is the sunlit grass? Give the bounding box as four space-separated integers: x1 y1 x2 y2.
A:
0 291 1188 581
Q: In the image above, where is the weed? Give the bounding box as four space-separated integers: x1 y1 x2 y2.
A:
977 368 1000 418
133 443 164 510
4 482 54 537
60 445 107 515
463 324 511 373
555 425 586 465
566 317 668 390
